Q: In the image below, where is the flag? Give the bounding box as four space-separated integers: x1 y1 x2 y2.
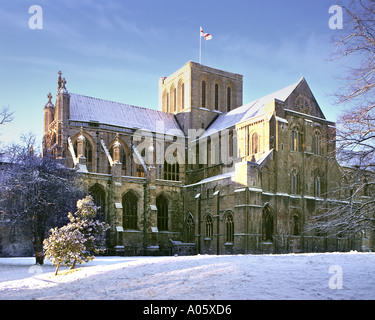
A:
200 26 212 40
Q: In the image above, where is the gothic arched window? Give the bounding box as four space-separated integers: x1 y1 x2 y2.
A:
291 127 300 152
164 160 180 181
122 191 138 230
202 81 207 108
313 130 322 155
157 194 169 231
205 215 213 238
225 212 234 243
179 81 185 110
291 170 298 195
314 176 321 198
227 87 231 112
252 132 259 154
215 84 219 111
185 215 195 243
262 206 274 241
173 87 177 113
89 184 106 220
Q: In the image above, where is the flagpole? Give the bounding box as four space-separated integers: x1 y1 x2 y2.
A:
199 28 202 64
199 27 212 65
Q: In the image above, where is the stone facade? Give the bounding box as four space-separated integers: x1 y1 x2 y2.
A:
34 61 371 255
159 61 243 135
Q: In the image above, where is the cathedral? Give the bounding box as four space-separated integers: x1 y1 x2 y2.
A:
40 61 366 256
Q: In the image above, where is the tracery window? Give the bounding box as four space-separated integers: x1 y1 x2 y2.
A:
291 170 298 195
89 184 106 220
164 160 180 181
291 127 300 152
157 194 169 231
122 191 138 230
313 130 322 155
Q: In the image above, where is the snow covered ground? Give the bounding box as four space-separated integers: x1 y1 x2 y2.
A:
0 252 374 300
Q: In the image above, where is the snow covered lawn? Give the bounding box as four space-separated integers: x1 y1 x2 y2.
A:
0 252 374 300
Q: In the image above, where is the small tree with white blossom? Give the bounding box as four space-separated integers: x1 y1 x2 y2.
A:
44 196 109 275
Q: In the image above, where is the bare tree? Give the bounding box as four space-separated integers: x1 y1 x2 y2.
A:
307 168 375 238
332 0 375 104
0 106 14 126
336 102 375 171
2 131 40 161
307 1 375 240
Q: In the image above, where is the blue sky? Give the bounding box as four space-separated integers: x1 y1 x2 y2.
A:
0 0 350 148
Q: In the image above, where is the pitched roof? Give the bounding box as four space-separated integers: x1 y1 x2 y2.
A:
202 78 303 138
69 93 183 136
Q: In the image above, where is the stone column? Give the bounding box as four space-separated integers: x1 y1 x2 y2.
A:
195 193 201 253
212 190 220 255
146 166 159 252
111 158 123 247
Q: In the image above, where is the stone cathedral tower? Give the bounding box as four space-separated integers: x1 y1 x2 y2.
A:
159 61 243 135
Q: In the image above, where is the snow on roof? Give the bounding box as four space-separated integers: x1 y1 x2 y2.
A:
69 77 302 139
184 171 235 187
202 78 302 138
254 148 273 167
69 93 183 136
